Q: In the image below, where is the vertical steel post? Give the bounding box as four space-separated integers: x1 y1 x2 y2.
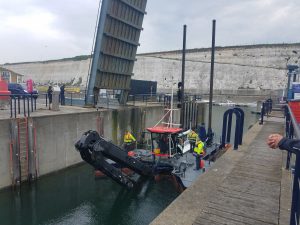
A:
180 25 187 128
31 95 33 112
27 97 30 117
86 0 109 106
208 19 216 141
71 93 73 106
227 112 233 143
287 71 291 99
10 97 12 118
290 152 300 225
14 98 16 118
286 109 292 169
23 97 26 117
18 97 20 114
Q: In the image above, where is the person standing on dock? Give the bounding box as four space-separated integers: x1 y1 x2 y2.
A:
60 84 65 105
193 140 204 170
188 129 199 153
123 130 136 152
47 86 53 110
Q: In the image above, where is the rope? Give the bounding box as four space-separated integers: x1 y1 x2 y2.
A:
85 0 103 97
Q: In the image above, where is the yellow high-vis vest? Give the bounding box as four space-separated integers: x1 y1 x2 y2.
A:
194 141 204 155
188 131 198 142
124 133 136 143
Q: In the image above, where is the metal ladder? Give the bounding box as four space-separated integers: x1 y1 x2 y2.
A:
10 118 37 186
18 118 29 182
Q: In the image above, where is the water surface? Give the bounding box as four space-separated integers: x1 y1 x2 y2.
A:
0 105 258 225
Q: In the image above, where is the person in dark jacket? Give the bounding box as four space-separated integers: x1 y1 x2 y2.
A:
47 86 53 109
60 84 65 105
267 134 300 153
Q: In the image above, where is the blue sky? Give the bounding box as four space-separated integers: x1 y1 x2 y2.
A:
0 0 299 64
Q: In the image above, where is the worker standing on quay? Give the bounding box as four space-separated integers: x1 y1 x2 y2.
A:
60 84 65 105
194 140 204 170
124 130 136 152
47 86 53 110
188 128 199 153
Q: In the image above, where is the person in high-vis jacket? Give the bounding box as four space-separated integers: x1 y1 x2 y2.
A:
193 140 204 170
124 130 136 152
188 129 199 153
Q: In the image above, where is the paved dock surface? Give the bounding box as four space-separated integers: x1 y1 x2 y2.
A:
151 115 291 225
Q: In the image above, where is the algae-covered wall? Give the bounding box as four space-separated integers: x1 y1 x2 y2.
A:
0 120 11 189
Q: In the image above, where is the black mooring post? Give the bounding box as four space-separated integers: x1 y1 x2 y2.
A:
207 19 216 142
27 96 30 117
10 97 12 118
23 97 26 117
18 97 20 114
180 24 187 128
14 98 16 118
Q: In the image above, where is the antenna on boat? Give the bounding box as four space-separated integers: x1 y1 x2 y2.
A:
180 24 187 128
154 76 178 128
170 77 174 127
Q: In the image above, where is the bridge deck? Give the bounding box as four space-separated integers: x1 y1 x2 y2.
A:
151 115 291 225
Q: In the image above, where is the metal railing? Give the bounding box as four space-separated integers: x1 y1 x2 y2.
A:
259 98 273 124
1 92 203 117
285 104 300 225
0 94 38 118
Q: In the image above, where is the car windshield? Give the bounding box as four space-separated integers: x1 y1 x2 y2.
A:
20 83 27 89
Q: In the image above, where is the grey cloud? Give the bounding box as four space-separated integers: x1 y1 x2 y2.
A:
1 0 300 63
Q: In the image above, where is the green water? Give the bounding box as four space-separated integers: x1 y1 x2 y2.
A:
0 164 179 225
204 105 259 143
0 105 258 225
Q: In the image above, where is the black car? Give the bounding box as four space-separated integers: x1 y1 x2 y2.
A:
8 83 29 96
8 83 39 99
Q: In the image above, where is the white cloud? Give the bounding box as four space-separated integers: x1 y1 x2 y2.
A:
2 7 62 40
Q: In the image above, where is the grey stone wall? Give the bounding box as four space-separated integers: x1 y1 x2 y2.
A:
2 44 300 93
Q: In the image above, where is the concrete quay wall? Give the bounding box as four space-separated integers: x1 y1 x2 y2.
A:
0 105 167 189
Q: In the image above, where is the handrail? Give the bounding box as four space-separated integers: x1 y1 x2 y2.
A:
0 94 38 118
288 105 300 138
285 103 300 225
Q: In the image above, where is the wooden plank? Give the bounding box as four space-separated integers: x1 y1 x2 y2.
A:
199 207 276 225
228 170 280 183
218 184 280 199
212 189 280 211
195 213 243 225
207 201 278 224
194 215 232 225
